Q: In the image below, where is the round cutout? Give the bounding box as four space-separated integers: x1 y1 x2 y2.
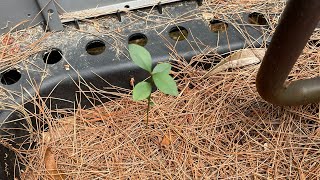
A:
48 9 54 14
124 5 130 8
248 12 267 25
210 19 228 32
128 33 148 46
43 48 63 64
86 40 106 55
308 39 320 47
169 26 188 41
1 69 21 85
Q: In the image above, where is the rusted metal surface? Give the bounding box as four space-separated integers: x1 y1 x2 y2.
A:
256 0 320 105
0 0 183 34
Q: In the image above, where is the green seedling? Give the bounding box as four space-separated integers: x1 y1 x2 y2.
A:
128 44 178 126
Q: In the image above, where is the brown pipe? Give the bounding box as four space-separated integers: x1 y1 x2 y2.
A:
256 0 320 105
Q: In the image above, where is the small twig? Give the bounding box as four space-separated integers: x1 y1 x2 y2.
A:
146 95 151 128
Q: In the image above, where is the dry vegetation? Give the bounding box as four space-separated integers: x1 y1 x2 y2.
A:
0 0 319 179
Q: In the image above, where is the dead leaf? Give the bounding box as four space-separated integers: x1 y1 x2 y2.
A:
9 44 20 55
130 77 135 87
202 48 266 78
0 50 7 58
45 148 66 180
42 117 75 179
298 168 306 180
202 13 214 20
2 35 15 45
160 135 171 146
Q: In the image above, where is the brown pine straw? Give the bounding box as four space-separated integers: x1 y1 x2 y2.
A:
0 26 48 73
20 39 320 179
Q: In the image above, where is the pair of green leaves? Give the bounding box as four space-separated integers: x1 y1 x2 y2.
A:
128 44 178 101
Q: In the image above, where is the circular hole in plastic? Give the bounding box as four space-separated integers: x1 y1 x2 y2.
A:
43 48 63 64
308 39 320 47
1 69 21 85
86 40 106 55
128 33 148 46
210 19 228 32
124 5 130 8
27 13 31 17
169 26 188 41
248 12 267 25
48 9 54 14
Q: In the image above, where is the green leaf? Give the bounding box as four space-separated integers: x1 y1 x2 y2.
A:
133 82 152 101
128 44 152 72
153 72 178 96
152 63 171 74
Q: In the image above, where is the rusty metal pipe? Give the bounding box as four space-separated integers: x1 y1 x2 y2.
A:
256 0 320 105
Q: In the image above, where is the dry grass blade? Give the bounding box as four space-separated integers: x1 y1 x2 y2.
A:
44 148 66 180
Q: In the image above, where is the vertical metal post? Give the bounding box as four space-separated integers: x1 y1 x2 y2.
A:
256 0 320 105
36 0 64 31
